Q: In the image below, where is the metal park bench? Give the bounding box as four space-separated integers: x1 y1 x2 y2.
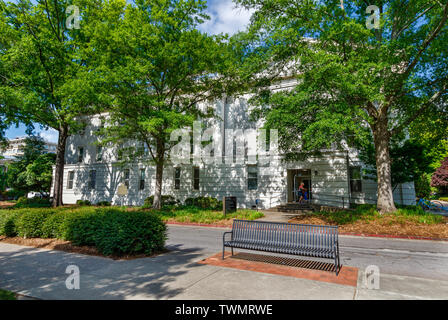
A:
222 220 341 275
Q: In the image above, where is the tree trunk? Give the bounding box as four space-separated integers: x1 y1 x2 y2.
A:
153 141 165 210
373 118 397 213
52 126 67 207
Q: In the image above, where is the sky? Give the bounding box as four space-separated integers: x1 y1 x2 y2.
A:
5 0 253 143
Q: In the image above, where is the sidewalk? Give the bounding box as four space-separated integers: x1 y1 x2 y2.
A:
1 242 447 300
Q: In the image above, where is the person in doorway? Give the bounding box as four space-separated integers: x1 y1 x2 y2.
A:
297 182 305 203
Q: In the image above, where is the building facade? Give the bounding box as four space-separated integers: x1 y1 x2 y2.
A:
52 81 416 209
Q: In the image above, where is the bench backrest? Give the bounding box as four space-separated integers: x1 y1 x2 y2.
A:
231 219 338 249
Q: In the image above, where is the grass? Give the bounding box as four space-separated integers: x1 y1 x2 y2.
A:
0 289 16 300
314 204 445 225
150 206 264 225
289 204 448 239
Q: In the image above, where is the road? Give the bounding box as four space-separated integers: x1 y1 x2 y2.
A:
167 225 448 281
0 224 447 300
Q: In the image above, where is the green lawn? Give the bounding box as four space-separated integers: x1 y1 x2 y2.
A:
150 206 264 225
314 204 445 225
0 289 16 300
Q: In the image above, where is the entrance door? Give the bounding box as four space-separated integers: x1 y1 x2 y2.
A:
287 169 312 202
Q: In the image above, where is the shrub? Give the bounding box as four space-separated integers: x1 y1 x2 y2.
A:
16 209 55 238
42 211 71 239
1 207 167 257
144 195 178 208
14 196 51 208
0 210 26 237
76 199 92 206
184 196 223 210
93 210 167 256
64 208 103 246
96 201 111 207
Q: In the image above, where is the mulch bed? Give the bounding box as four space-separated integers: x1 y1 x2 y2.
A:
0 236 167 260
0 201 15 209
288 215 448 239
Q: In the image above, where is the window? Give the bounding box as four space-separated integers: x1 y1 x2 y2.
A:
193 167 200 190
247 165 258 190
67 171 75 190
78 147 84 163
174 167 181 190
88 170 96 190
139 169 145 191
122 169 130 188
96 146 102 162
349 166 362 193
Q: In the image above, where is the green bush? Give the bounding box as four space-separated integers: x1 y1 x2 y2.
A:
144 195 178 208
64 208 103 246
14 196 51 208
0 210 26 237
0 207 167 257
76 199 92 206
439 197 448 201
96 201 111 207
93 210 167 256
42 211 71 239
184 196 223 210
16 209 54 238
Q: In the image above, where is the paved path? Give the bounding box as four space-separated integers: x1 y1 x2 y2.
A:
0 224 447 300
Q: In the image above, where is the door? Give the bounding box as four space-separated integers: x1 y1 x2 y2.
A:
287 169 312 202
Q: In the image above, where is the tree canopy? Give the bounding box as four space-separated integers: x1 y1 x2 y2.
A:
91 0 239 208
235 0 448 212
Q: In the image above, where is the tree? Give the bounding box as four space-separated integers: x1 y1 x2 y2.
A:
0 0 116 206
6 136 56 196
235 0 448 213
92 0 238 209
431 157 448 195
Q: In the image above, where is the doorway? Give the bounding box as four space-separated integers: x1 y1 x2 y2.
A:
287 169 312 202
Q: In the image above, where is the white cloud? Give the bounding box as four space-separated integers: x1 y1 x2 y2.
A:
38 129 59 144
200 0 254 35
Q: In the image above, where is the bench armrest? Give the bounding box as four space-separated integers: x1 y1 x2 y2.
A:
223 231 233 243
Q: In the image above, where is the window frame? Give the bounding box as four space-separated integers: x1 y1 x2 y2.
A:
247 165 258 191
193 167 200 191
67 171 75 190
78 147 84 164
349 166 363 193
139 168 145 191
174 167 181 190
88 170 96 190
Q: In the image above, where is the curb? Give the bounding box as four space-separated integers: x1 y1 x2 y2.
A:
339 232 448 242
166 221 230 228
166 221 448 241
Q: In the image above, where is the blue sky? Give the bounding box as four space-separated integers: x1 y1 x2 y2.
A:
5 0 253 143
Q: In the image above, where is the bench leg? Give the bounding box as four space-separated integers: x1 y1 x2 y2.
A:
222 245 225 260
231 247 234 256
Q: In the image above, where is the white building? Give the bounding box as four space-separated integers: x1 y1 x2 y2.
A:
52 79 416 209
0 136 57 159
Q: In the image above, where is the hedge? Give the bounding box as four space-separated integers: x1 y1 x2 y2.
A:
14 197 51 208
184 196 223 210
0 207 167 257
16 209 55 238
143 195 178 207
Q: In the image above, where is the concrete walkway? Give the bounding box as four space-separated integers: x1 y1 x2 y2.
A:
1 225 448 300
